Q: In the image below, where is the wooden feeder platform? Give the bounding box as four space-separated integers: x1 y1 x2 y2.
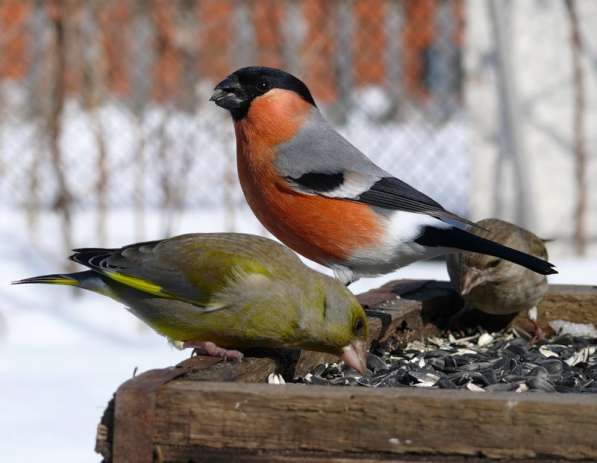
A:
95 280 597 463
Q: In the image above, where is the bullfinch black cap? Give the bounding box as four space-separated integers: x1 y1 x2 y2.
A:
211 66 316 120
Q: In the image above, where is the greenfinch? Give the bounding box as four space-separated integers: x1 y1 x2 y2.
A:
446 219 549 320
13 233 368 372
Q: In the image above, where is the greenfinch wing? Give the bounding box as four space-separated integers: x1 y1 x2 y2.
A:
70 234 274 309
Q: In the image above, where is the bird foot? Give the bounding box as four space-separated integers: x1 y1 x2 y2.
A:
183 341 244 361
527 306 545 345
529 320 545 345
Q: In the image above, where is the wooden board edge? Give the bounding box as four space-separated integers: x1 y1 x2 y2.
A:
154 381 597 460
111 356 221 462
154 445 597 463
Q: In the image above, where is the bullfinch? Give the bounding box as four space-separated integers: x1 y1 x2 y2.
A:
13 233 368 372
447 218 549 336
211 66 557 284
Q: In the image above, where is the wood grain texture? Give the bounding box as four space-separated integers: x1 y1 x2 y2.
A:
112 356 221 463
154 446 595 463
359 280 597 335
360 279 458 348
101 282 597 462
153 382 597 460
531 284 597 325
184 355 282 383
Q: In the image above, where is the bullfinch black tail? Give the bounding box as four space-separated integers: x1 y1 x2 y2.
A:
415 226 558 275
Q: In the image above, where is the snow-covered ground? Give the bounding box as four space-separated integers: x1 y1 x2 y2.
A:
1 207 595 462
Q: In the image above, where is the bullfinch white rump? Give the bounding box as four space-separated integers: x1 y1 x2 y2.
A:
211 66 556 284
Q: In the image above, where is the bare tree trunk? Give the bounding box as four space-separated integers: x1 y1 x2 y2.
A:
47 3 73 263
83 0 108 245
487 0 533 228
130 0 154 241
332 0 353 125
282 0 302 75
163 0 200 234
384 0 404 121
133 119 146 241
565 0 587 256
25 0 49 239
222 143 237 233
176 0 199 113
92 107 109 245
430 0 458 124
156 110 175 237
233 0 257 67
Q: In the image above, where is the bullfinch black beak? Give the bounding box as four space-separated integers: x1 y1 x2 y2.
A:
210 76 245 110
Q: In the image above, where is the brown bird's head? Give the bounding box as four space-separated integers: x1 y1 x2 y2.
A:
447 251 511 296
211 66 316 121
446 218 549 297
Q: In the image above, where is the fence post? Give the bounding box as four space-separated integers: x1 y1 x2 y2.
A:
487 0 534 229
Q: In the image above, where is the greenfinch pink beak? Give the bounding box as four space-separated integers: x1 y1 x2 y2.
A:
341 339 368 374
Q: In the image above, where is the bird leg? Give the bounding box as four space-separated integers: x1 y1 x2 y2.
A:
183 340 244 361
529 321 545 345
527 307 545 344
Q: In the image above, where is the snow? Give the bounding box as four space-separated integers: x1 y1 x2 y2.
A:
1 206 595 461
0 86 593 460
0 84 470 460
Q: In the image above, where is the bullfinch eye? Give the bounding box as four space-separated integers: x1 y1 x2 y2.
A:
258 80 270 92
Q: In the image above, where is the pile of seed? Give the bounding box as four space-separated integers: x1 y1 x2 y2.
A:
301 331 597 393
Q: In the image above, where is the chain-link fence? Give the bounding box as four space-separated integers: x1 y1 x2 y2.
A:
0 0 470 250
466 0 596 256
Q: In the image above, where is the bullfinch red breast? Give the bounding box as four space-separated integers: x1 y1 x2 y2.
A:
211 66 556 284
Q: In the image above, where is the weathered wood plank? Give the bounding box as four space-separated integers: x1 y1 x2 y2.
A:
184 356 281 383
101 282 597 462
519 284 597 326
112 356 221 463
154 382 597 460
154 445 594 463
360 280 597 335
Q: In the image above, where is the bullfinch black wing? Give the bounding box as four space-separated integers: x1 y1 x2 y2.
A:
274 110 555 276
275 110 472 227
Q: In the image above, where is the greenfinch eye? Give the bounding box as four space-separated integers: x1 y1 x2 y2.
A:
353 317 365 336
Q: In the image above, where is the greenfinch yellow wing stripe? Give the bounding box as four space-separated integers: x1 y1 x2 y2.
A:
105 271 172 298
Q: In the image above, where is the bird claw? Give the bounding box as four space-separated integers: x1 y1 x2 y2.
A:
528 320 545 345
525 307 545 345
184 341 244 361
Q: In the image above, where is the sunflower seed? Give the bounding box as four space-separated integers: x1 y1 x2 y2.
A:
301 328 597 393
466 382 485 392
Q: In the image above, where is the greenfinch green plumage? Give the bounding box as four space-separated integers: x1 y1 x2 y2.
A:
13 233 368 372
446 219 549 316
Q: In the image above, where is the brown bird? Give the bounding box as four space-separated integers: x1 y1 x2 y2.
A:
446 218 549 335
